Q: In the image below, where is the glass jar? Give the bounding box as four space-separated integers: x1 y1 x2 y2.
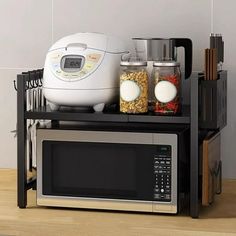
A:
152 61 181 115
120 61 148 113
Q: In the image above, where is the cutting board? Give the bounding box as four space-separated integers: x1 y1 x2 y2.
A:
202 132 221 206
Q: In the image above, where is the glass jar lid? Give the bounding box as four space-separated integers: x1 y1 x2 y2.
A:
120 61 147 66
153 61 180 67
120 53 147 66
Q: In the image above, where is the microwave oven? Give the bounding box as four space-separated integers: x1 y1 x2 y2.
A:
36 123 189 214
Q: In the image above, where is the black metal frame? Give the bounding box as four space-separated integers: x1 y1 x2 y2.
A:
16 69 225 217
190 76 199 218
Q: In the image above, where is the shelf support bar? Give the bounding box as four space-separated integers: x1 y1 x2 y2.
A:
17 74 27 208
190 76 199 218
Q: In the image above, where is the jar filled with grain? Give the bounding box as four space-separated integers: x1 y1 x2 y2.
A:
120 60 148 113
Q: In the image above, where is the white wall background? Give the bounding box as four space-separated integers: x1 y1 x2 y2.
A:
0 0 235 178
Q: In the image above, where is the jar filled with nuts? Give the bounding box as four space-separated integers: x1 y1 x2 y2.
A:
120 60 148 114
152 61 181 115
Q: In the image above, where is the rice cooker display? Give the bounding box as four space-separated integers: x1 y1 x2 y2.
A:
61 55 84 72
49 51 102 81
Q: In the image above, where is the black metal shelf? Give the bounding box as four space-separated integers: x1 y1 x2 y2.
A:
16 69 226 218
25 105 190 124
127 106 190 124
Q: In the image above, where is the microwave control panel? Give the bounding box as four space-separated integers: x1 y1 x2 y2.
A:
153 145 172 202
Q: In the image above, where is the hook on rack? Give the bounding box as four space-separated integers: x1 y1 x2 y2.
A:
13 79 29 91
26 80 30 90
14 68 44 92
28 72 37 89
37 69 44 87
38 77 43 87
13 80 17 91
35 78 39 87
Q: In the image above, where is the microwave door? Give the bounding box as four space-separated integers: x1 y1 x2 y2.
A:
37 130 178 213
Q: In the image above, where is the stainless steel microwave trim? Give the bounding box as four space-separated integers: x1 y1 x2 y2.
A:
37 196 177 213
36 129 178 214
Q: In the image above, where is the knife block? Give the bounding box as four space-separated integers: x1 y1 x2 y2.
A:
199 70 227 130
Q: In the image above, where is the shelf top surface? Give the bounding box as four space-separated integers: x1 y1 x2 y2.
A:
25 105 190 124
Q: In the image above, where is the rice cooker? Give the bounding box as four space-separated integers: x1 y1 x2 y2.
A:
43 32 128 111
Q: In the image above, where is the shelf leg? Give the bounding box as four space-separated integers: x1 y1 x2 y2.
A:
190 76 199 218
17 74 27 208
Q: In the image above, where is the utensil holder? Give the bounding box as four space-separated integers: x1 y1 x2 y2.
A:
199 70 227 130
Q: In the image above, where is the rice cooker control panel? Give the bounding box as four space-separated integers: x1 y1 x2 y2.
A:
48 51 102 81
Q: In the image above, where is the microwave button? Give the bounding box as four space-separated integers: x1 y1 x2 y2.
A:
166 189 171 194
154 194 161 199
165 194 171 200
158 154 166 158
161 189 164 193
155 188 160 193
166 161 171 165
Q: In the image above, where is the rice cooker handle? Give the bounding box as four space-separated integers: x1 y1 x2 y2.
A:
66 43 87 50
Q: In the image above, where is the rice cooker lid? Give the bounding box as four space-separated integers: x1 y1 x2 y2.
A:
49 32 127 53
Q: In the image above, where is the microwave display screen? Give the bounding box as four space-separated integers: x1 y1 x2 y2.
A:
42 141 156 200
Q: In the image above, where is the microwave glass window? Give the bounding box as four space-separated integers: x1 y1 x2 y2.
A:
42 141 156 201
53 142 136 194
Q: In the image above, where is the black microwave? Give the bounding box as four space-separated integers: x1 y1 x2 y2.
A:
36 123 189 214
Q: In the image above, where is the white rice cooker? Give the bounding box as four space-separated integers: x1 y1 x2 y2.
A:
43 32 128 111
